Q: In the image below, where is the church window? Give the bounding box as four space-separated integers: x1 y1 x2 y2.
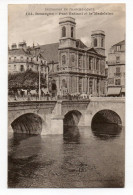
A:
96 59 99 70
101 38 104 47
62 26 66 37
62 79 67 88
62 55 66 65
71 27 74 38
94 38 97 47
79 77 82 93
71 54 75 62
78 54 82 69
97 79 99 93
51 80 57 91
89 79 93 94
89 57 93 70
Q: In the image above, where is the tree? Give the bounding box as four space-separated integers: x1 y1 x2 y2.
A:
8 69 47 89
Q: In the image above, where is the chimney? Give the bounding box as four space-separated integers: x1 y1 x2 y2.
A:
18 41 27 49
11 43 17 49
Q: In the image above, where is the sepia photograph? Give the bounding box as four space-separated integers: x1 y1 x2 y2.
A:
8 3 125 188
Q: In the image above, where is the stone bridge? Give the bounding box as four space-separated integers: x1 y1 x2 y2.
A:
8 97 125 135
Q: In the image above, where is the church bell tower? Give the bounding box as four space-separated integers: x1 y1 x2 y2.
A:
59 17 76 48
91 30 105 56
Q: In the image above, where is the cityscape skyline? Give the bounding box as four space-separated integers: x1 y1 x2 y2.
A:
8 4 125 56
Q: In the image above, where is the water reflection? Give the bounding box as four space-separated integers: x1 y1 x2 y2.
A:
63 125 80 144
8 133 42 188
8 133 41 151
8 124 124 188
91 123 122 140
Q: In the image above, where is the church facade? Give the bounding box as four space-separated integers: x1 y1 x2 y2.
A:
8 17 107 97
49 17 107 96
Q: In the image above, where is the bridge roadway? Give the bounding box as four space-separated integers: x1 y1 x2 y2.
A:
8 97 125 135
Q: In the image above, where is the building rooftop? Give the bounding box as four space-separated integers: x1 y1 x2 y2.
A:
76 39 88 49
39 42 59 63
91 30 105 36
32 39 88 63
9 38 102 63
8 48 32 57
112 40 125 47
59 17 76 24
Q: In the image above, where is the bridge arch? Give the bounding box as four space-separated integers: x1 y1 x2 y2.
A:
91 109 122 140
63 110 82 142
84 99 124 127
91 109 122 126
11 113 46 135
63 110 82 126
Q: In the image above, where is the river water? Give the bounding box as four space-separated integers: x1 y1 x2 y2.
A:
8 124 125 188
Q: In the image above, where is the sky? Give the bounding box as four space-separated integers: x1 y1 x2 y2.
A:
8 4 125 56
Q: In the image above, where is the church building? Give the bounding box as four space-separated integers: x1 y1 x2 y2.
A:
48 17 107 96
8 17 107 97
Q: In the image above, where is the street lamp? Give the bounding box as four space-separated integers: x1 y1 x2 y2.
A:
38 61 41 100
39 59 49 100
34 46 48 100
46 61 49 93
37 52 44 101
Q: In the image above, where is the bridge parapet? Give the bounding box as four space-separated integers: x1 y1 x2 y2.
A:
61 100 90 115
90 97 125 103
8 98 125 135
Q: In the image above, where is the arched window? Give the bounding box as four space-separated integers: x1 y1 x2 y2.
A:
62 26 66 37
96 59 99 70
94 38 97 47
62 79 67 88
71 54 75 63
71 27 74 38
89 57 93 70
89 79 93 94
101 38 104 47
62 55 66 65
52 83 57 91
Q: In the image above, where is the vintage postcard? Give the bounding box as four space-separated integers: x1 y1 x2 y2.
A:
8 4 125 188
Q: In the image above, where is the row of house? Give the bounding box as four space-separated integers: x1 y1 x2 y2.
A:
107 40 125 96
8 17 125 97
